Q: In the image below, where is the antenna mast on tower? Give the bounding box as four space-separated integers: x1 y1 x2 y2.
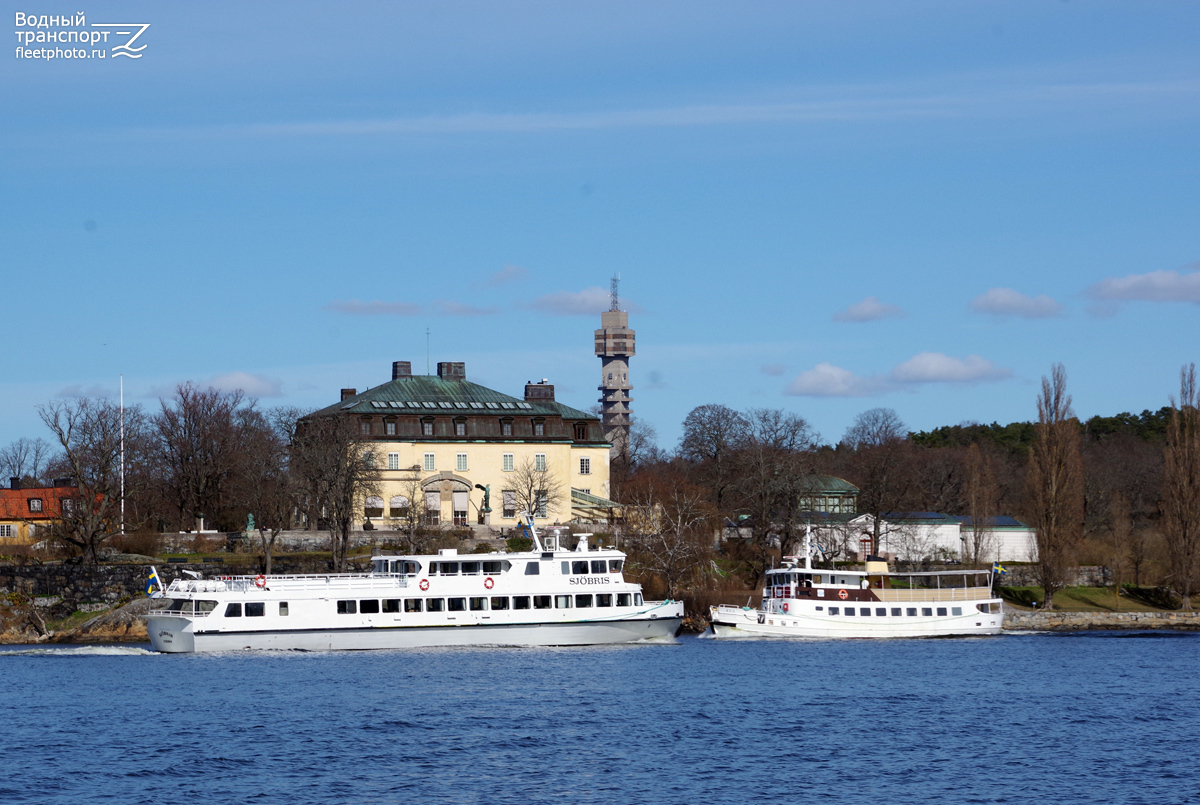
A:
610 274 620 312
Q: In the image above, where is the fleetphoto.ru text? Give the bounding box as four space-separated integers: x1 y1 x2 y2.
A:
14 12 149 60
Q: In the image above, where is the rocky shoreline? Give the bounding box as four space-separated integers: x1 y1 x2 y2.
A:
1003 610 1200 631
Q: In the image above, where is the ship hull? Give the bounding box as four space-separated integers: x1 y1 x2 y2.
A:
709 603 1003 639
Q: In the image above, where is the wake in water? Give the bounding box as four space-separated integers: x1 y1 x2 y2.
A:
0 645 157 657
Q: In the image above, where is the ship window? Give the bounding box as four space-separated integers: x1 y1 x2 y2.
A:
225 603 242 617
844 607 855 616
525 563 540 575
279 602 289 616
461 562 480 575
634 593 642 605
907 608 918 616
482 561 503 575
561 562 570 574
554 595 572 609
491 597 509 610
533 595 551 609
860 608 871 616
360 600 380 614
617 593 631 607
813 575 822 584
383 600 401 613
609 560 623 573
448 598 466 612
891 608 901 616
513 596 531 610
197 600 217 614
976 603 991 614
440 563 459 576
828 607 839 615
572 561 589 574
469 597 488 611
245 602 265 617
575 594 593 608
404 599 422 612
426 598 444 612
815 606 823 611
595 594 612 607
937 607 948 616
876 608 887 617
337 600 357 614
590 560 606 574
952 607 962 616
922 608 933 616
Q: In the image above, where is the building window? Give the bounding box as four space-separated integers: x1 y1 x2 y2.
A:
573 423 587 440
360 420 371 436
362 452 376 469
425 491 440 526
534 453 546 472
364 496 384 518
579 489 590 495
533 420 545 437
424 453 436 472
388 452 400 470
422 419 434 436
28 498 42 513
454 418 467 437
579 457 591 475
503 453 514 472
501 419 513 436
502 490 516 519
385 421 396 436
0 525 13 538
535 490 548 518
389 495 410 518
456 453 468 472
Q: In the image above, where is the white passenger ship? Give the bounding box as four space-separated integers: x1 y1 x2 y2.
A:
710 534 1003 639
145 519 684 653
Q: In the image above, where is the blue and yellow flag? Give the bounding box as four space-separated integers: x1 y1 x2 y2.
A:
992 562 1008 575
145 567 162 596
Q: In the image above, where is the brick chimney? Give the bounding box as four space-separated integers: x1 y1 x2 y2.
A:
9 477 19 491
437 362 466 381
392 361 412 380
524 379 555 402
341 388 357 401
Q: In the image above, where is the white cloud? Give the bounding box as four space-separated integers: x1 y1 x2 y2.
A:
208 372 284 398
833 296 905 323
888 352 1011 384
325 300 423 316
1087 267 1200 304
787 352 1011 397
786 363 889 398
527 287 644 316
56 384 114 399
969 287 1062 318
486 264 528 287
434 299 498 316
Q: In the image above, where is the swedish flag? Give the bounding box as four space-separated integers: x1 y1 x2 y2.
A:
992 562 1008 575
145 567 162 597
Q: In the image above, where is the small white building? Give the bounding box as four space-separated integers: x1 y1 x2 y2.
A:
805 512 1036 565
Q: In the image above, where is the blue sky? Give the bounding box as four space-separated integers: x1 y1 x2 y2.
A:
2 1 1198 449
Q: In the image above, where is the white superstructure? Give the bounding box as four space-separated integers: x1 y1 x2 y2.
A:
145 519 683 653
709 531 1003 639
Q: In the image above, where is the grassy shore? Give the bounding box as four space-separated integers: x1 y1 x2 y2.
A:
998 585 1180 612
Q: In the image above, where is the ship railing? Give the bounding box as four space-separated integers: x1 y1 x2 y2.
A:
165 574 410 594
873 587 994 603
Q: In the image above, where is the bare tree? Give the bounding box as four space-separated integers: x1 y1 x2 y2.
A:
153 383 256 532
623 468 715 598
610 418 664 502
509 456 565 522
841 407 912 555
1162 363 1200 609
291 414 379 571
391 469 428 553
237 406 302 575
678 404 750 511
1105 491 1131 610
38 398 145 563
965 444 999 567
0 437 52 486
1025 364 1085 610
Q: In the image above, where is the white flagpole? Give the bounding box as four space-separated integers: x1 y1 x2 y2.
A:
120 374 125 536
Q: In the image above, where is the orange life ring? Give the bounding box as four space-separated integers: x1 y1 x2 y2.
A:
782 602 789 613
254 575 266 589
837 589 848 600
484 577 494 589
419 578 430 591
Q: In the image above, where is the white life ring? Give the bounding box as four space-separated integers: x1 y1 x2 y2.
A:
254 575 266 589
484 577 494 589
419 578 430 591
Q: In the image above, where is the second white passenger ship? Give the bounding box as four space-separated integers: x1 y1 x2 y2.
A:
145 518 684 653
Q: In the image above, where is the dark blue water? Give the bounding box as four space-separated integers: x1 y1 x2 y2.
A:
1 632 1198 805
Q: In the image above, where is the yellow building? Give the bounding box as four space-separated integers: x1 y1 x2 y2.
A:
310 361 615 531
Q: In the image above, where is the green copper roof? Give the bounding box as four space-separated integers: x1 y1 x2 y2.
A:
312 376 599 421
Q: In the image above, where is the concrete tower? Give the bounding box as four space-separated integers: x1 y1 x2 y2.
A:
595 276 635 455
